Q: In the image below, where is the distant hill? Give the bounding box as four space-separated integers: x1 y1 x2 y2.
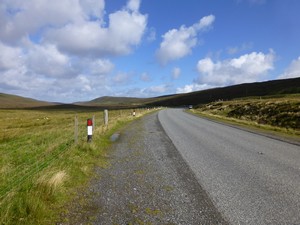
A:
0 93 56 109
78 77 300 108
145 77 300 107
1 77 299 109
76 96 150 106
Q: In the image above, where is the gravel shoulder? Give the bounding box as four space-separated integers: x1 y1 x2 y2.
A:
59 112 227 224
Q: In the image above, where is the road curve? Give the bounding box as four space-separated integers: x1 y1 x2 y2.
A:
158 108 300 225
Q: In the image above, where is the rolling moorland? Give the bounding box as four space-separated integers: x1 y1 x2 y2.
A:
1 77 299 134
1 77 300 109
0 77 299 224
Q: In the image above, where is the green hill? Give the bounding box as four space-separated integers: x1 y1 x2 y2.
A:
0 93 56 109
1 77 299 109
145 77 300 107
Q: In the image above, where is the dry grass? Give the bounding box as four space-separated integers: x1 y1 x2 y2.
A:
192 94 300 138
36 171 68 196
0 107 156 225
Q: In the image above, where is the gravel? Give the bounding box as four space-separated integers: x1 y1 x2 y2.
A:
59 112 227 225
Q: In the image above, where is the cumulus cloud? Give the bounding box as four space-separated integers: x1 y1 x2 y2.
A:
112 72 132 85
176 83 214 94
126 0 140 12
88 59 114 76
146 84 171 94
0 0 91 44
0 0 147 57
26 44 73 78
156 15 215 65
195 50 275 86
44 0 147 57
278 57 300 79
172 67 181 79
0 42 23 70
0 0 147 102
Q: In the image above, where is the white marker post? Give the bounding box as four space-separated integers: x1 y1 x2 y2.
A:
104 109 108 126
87 118 93 142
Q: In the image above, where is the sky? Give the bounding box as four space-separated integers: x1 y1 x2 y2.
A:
0 0 299 103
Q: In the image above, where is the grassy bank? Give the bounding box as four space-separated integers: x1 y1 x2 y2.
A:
0 108 154 224
191 94 300 139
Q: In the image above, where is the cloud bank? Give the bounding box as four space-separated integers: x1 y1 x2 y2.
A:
195 50 275 86
0 0 148 102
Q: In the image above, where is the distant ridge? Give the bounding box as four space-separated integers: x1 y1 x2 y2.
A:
145 77 300 107
76 96 149 106
78 77 300 108
0 93 56 109
1 77 299 109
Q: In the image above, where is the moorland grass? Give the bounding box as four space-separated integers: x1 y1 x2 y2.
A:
0 108 152 224
191 94 300 139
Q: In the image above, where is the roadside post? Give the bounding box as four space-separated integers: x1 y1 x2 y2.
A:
87 118 93 142
104 109 108 126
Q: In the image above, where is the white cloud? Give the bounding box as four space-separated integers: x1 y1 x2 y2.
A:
196 14 216 31
79 0 105 20
44 1 147 57
148 85 168 93
112 72 132 85
278 57 300 79
172 67 181 79
176 83 214 94
0 0 147 102
0 0 147 57
195 50 275 86
0 41 23 70
88 59 114 76
0 0 85 44
126 0 140 12
26 44 72 78
156 15 215 65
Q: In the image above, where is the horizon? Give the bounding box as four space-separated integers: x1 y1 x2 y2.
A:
2 76 298 104
0 0 300 103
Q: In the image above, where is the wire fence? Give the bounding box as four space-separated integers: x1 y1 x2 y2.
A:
0 108 150 201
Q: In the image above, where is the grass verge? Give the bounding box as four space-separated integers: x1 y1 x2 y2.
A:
189 94 300 143
0 108 155 225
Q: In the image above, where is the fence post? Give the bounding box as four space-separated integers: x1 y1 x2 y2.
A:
74 115 78 144
92 115 95 131
104 109 108 126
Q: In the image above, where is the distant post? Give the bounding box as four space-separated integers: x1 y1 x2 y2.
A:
87 119 93 142
92 115 95 131
104 109 108 126
74 115 78 144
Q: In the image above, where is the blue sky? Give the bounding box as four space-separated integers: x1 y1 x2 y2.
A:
0 0 299 103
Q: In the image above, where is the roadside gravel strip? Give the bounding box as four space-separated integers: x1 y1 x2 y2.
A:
60 112 227 224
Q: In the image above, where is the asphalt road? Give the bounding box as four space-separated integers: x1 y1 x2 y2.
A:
60 111 226 224
158 108 300 225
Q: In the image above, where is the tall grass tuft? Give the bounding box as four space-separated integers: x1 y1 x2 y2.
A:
36 170 68 197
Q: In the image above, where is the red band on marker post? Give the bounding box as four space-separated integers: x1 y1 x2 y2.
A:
87 119 93 142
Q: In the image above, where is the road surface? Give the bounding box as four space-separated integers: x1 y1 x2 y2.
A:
159 108 300 225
